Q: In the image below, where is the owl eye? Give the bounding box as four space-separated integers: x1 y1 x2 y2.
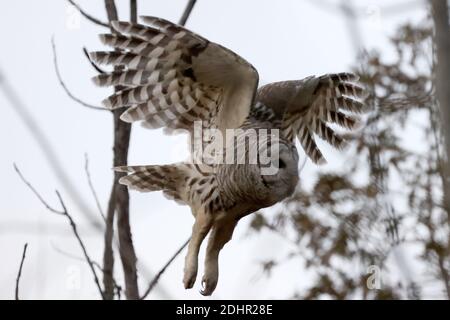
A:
279 159 286 169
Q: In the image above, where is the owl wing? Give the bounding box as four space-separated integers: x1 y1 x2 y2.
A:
90 16 259 138
257 73 368 164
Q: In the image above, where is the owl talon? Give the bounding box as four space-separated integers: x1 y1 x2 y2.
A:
199 275 217 296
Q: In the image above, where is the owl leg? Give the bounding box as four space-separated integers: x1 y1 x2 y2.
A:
183 210 213 289
200 218 238 296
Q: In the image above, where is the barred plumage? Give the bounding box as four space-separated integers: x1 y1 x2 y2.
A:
258 73 367 163
91 16 369 296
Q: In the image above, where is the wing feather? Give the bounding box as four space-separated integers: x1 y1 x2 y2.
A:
90 16 258 139
257 72 368 164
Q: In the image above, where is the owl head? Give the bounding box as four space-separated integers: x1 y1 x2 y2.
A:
258 139 299 206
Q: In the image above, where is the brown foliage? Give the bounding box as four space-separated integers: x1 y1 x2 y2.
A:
250 18 449 299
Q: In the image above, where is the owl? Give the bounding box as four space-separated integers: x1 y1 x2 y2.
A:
89 16 367 296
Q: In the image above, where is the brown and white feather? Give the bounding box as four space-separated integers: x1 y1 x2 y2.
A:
257 72 367 164
90 16 259 139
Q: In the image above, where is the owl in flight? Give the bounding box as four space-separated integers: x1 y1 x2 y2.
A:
90 16 367 296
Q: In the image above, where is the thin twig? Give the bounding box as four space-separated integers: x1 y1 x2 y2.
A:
51 37 105 111
15 243 28 300
82 47 106 74
51 241 103 269
67 0 109 27
14 165 105 299
140 238 190 300
0 70 103 229
179 0 197 26
136 261 172 299
52 240 92 262
84 154 106 222
50 241 123 299
55 190 105 299
13 164 64 215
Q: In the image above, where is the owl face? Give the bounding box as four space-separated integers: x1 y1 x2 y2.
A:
260 142 299 205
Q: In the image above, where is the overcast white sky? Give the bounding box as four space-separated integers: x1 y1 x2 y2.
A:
0 0 427 299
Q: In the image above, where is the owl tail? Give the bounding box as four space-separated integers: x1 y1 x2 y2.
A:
115 163 190 204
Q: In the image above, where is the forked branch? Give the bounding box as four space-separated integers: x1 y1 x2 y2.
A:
14 164 105 299
51 37 105 111
67 0 109 27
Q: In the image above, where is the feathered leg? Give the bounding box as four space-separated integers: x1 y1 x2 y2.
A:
200 218 238 296
183 209 213 289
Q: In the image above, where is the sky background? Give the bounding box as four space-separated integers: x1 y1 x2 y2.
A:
0 0 428 299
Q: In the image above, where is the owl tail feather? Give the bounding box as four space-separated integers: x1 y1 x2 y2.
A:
115 164 190 205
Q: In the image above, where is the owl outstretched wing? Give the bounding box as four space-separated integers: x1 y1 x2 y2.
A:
257 73 368 164
89 16 259 139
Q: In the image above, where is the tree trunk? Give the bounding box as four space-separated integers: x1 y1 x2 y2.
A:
432 0 450 217
103 0 139 300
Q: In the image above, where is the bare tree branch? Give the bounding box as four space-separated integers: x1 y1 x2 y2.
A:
51 37 105 111
136 261 173 299
67 0 109 27
104 0 119 22
14 164 64 215
50 241 123 299
102 1 118 298
82 47 106 74
437 252 450 299
115 182 138 299
54 192 106 299
179 0 197 26
140 238 190 300
0 70 103 229
130 0 137 23
102 0 139 300
14 165 105 299
103 183 116 299
84 154 106 222
15 243 28 300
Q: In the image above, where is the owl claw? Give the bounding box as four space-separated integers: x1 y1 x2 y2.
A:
199 275 217 296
